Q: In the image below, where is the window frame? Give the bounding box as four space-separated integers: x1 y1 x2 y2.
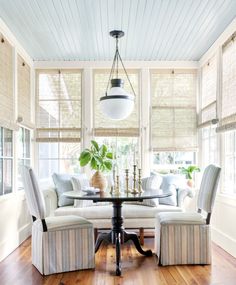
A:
0 127 13 196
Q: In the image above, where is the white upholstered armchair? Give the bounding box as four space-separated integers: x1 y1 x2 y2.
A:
21 166 95 275
154 164 221 266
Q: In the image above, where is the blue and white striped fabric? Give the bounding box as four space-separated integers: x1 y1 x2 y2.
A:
32 219 95 275
197 165 221 213
21 166 46 219
155 164 221 266
21 166 95 275
155 221 211 265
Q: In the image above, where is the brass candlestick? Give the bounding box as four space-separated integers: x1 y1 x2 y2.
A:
125 169 130 194
138 168 143 193
115 175 120 195
131 164 138 194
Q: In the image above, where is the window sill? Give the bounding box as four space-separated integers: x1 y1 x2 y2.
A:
216 193 236 207
0 191 26 204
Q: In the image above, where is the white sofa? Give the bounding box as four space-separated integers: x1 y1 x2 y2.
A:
42 174 193 232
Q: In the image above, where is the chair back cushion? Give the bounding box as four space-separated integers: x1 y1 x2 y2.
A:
21 166 46 219
197 164 221 213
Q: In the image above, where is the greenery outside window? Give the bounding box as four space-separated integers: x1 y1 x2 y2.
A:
153 151 195 174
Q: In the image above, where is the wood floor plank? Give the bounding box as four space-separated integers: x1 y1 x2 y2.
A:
1 237 236 285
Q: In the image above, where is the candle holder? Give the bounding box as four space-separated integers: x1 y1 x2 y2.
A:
125 169 130 194
138 168 143 193
115 175 120 195
130 164 138 194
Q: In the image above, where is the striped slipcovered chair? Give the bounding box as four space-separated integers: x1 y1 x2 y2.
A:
21 166 95 275
154 164 221 266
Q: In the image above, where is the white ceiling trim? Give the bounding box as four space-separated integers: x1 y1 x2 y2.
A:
33 60 199 69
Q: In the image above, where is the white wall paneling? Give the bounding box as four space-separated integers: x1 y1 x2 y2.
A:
199 17 236 258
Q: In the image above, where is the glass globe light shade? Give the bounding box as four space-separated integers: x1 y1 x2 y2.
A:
100 79 134 120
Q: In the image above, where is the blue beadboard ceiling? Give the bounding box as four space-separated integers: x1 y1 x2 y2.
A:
0 0 236 61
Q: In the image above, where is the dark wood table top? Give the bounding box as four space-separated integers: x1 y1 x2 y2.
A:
64 189 172 202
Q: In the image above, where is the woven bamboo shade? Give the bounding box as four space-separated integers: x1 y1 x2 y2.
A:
36 70 82 142
199 56 217 128
0 34 16 130
17 54 32 127
217 33 236 133
151 70 197 151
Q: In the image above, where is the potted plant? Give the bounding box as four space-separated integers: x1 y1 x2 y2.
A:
179 165 200 187
79 140 113 191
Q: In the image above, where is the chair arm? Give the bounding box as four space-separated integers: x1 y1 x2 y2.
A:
42 187 58 217
176 187 194 207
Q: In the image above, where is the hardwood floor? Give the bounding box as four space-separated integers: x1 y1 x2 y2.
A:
1 237 236 285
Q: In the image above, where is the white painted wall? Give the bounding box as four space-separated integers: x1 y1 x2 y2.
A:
0 18 33 262
199 18 236 258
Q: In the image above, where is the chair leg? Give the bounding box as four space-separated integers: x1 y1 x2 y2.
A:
139 228 144 245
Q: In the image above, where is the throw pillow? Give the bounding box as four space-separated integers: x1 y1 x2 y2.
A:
71 175 93 207
159 174 186 206
71 175 110 207
52 173 75 207
125 173 163 207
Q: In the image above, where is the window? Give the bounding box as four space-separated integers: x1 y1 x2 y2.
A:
199 56 217 127
17 55 32 127
0 127 13 195
223 131 236 194
151 70 197 151
153 151 195 173
18 127 31 190
151 70 197 171
96 137 139 170
36 70 82 178
201 126 218 168
217 32 236 132
0 34 16 130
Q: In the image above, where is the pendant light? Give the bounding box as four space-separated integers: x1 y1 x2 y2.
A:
99 30 135 120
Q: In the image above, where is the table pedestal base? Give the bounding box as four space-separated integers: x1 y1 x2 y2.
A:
95 201 152 276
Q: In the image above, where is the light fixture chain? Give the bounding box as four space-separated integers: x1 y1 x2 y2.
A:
105 49 118 95
117 50 136 97
116 37 119 78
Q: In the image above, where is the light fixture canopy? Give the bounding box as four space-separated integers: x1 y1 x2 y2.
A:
99 30 135 120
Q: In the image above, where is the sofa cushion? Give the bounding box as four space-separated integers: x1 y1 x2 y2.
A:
54 204 182 220
52 173 75 207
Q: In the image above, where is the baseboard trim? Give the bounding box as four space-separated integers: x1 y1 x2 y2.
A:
0 223 31 262
211 226 236 258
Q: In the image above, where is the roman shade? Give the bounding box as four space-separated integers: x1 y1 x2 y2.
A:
93 70 140 137
151 70 197 151
216 32 236 133
36 70 82 142
0 34 17 130
17 54 33 128
198 56 217 128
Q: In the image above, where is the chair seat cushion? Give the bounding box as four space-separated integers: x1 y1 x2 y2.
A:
54 204 182 219
157 212 206 225
34 215 93 232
